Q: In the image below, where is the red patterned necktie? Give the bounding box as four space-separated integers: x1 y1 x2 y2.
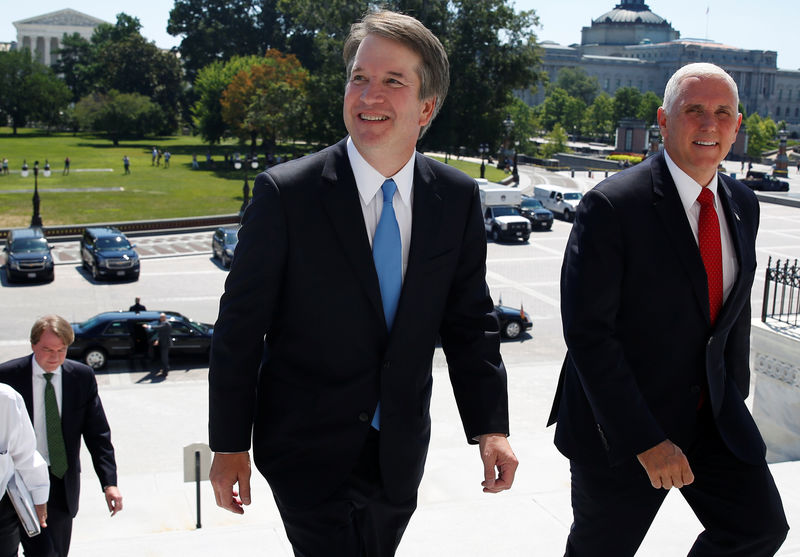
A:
697 188 723 324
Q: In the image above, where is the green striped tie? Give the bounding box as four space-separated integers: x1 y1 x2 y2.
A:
44 373 68 479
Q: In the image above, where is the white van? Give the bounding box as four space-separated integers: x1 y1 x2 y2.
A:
477 181 530 242
533 185 583 222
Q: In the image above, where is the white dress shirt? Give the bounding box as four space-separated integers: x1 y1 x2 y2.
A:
0 383 50 505
31 355 63 467
347 137 414 279
664 150 739 303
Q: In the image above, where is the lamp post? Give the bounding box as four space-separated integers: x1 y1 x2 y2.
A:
235 155 259 214
502 115 514 172
479 143 488 179
31 160 43 227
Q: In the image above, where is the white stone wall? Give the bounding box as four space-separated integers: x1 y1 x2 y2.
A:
751 319 800 463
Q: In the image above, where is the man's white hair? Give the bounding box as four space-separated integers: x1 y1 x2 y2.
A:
662 63 739 115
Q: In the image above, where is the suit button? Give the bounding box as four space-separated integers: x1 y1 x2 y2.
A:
383 361 390 370
358 412 369 423
690 385 701 395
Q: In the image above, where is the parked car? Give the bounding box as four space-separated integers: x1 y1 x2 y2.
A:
520 196 554 230
496 303 533 339
67 310 214 369
80 227 140 281
211 225 240 268
534 185 583 222
742 171 789 192
3 227 55 283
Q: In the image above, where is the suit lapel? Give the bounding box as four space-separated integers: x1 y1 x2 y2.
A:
650 153 710 323
714 177 750 327
320 140 385 325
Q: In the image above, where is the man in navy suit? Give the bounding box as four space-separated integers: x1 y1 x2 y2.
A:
208 9 517 556
0 315 122 556
548 63 788 555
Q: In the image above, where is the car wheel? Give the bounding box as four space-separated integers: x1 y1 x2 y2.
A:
503 320 522 339
563 210 572 222
545 222 553 231
222 253 231 268
491 227 500 242
84 348 108 370
81 257 88 270
131 271 140 281
91 264 99 281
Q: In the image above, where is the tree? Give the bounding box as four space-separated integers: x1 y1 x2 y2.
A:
73 90 164 145
637 91 662 125
743 113 778 160
541 88 585 134
582 93 614 139
540 123 569 158
0 50 71 134
505 96 540 154
52 33 95 102
551 67 599 105
220 49 309 150
612 86 643 125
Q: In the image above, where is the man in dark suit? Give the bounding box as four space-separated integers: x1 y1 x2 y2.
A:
548 62 788 555
208 9 517 557
0 315 122 556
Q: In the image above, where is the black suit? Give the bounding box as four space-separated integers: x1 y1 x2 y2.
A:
209 139 508 553
548 151 788 556
0 355 117 557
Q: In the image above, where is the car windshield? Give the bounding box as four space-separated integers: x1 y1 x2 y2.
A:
78 316 103 330
521 199 543 209
96 236 132 250
187 319 210 333
493 206 522 217
11 238 48 252
563 193 582 201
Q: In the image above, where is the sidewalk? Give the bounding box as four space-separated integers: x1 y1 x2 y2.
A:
67 363 799 556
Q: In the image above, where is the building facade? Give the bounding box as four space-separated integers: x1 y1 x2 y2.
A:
521 0 800 126
12 9 107 67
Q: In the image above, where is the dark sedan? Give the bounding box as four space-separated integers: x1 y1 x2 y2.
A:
211 225 240 268
67 310 214 369
496 304 533 339
520 196 554 230
742 171 789 192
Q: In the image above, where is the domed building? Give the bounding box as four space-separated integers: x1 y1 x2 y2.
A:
519 0 800 127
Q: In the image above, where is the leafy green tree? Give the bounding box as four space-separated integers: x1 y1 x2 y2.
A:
582 92 614 139
52 33 95 102
743 113 779 160
637 91 662 125
551 67 599 105
540 123 569 158
541 88 585 134
220 49 309 150
73 90 163 145
612 86 643 125
505 96 540 154
0 50 71 134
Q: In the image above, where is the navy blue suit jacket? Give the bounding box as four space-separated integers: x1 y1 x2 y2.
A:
209 138 509 509
548 151 766 467
0 355 117 517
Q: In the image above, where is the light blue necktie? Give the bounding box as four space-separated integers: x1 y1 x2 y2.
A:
371 179 402 430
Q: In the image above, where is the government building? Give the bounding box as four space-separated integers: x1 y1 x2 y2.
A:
10 9 108 67
519 0 800 128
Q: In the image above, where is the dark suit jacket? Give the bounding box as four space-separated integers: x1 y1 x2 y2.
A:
209 138 509 509
548 151 766 467
0 355 117 517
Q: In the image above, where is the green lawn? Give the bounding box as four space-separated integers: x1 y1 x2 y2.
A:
0 128 506 227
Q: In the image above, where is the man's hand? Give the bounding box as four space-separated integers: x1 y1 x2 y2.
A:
477 433 518 493
209 452 252 514
636 439 694 489
103 485 123 516
34 503 47 528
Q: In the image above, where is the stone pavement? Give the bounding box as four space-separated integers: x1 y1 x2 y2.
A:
64 361 799 556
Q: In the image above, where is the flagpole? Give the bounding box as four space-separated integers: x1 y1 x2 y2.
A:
705 6 709 40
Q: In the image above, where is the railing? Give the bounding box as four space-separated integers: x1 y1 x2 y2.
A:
762 257 800 326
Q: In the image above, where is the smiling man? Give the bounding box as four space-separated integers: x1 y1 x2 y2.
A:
208 10 516 557
548 62 788 555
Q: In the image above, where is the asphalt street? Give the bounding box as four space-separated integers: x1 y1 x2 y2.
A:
1 162 799 554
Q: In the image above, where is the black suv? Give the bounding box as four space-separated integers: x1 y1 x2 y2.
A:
3 227 55 283
80 227 140 281
211 225 240 268
67 310 214 369
742 171 789 192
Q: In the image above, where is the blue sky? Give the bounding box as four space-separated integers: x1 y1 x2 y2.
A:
3 1 799 71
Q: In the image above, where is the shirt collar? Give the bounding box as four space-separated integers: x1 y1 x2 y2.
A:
664 150 720 213
31 355 61 378
347 136 415 206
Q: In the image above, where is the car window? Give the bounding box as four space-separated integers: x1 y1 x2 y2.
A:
10 238 48 252
96 236 132 250
564 193 582 201
521 199 542 209
103 321 129 336
171 322 192 335
493 206 522 217
225 231 239 243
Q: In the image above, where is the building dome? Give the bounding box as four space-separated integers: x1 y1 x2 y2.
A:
581 0 678 52
594 4 666 25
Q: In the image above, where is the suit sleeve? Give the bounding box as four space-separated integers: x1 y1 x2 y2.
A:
208 171 288 452
439 183 509 443
561 189 665 458
79 371 118 489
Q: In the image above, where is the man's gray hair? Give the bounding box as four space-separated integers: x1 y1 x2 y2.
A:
662 63 739 115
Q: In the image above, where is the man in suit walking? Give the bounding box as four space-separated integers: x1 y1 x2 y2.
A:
208 9 517 556
0 315 122 556
548 62 788 555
